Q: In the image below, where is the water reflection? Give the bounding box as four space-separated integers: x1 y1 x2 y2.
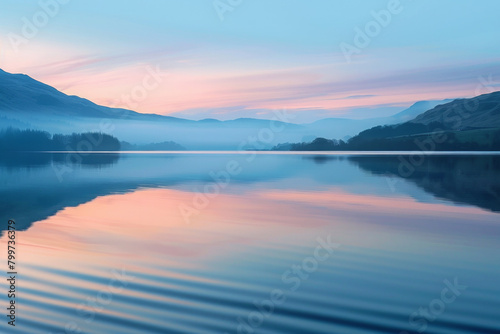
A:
349 155 500 212
1 153 500 333
0 152 119 169
3 184 500 333
1 153 500 233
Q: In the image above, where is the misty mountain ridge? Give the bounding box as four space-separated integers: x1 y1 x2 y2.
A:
0 68 455 149
284 91 500 151
410 91 500 128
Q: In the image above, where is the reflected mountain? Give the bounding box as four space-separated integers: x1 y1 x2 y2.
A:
1 153 304 231
349 154 500 212
2 153 499 234
0 153 120 231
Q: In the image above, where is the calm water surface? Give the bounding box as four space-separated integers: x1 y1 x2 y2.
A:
0 152 499 334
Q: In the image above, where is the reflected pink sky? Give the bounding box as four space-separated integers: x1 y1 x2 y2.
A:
1 186 495 273
1 185 498 334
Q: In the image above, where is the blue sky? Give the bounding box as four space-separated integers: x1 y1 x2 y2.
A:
1 0 499 122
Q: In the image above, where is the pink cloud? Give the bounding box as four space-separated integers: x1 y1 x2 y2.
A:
4 41 499 119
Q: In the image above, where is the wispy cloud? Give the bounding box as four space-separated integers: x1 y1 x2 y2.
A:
2 0 499 121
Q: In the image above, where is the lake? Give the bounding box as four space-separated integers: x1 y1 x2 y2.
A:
0 152 499 334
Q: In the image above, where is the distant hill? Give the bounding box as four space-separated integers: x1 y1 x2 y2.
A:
391 99 454 122
305 99 452 141
0 69 303 149
0 68 454 149
350 92 500 141
279 91 500 151
0 69 143 119
410 91 500 129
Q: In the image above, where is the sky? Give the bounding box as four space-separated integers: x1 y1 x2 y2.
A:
1 0 499 123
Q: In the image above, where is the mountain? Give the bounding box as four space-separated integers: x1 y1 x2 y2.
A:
0 69 307 149
281 91 500 151
342 91 500 150
0 69 140 119
306 99 452 140
389 99 454 123
410 91 500 128
0 68 450 149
